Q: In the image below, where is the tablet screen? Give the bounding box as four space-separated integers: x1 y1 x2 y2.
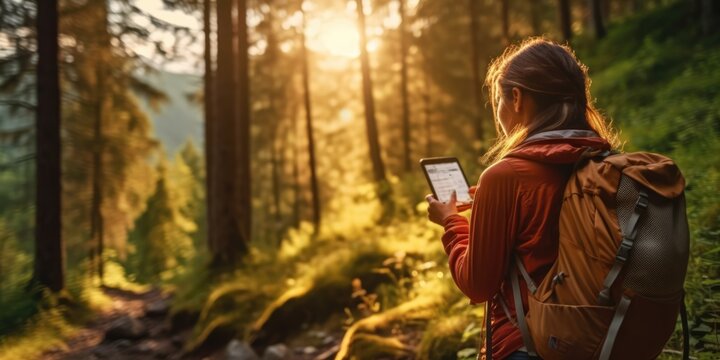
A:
423 161 472 203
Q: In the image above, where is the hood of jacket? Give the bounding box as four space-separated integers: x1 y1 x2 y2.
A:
507 129 612 164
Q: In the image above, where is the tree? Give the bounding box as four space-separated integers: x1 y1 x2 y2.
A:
558 0 573 42
235 0 252 252
399 0 411 172
210 0 246 265
501 0 510 43
129 162 194 283
355 0 389 191
530 0 542 35
203 0 214 253
34 0 64 292
588 0 607 39
300 5 321 232
468 0 485 143
701 0 717 35
177 141 206 250
59 0 160 281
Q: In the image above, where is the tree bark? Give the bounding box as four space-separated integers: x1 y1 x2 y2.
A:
423 66 432 157
588 0 607 39
34 0 64 292
501 0 510 43
399 0 411 172
89 1 112 284
558 0 573 42
90 65 106 284
292 98 301 228
210 0 245 266
355 0 387 185
468 0 485 143
235 0 252 248
300 8 321 232
203 0 214 255
530 0 542 35
701 0 717 35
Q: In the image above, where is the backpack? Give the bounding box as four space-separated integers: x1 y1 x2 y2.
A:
488 150 690 360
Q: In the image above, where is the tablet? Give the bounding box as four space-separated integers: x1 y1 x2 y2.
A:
419 157 472 204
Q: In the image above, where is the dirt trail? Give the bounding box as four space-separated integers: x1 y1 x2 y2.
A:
42 287 188 360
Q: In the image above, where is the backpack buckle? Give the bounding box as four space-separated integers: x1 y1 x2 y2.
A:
616 238 634 263
635 192 649 212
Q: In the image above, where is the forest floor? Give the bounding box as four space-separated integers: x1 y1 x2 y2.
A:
35 287 359 360
40 287 189 360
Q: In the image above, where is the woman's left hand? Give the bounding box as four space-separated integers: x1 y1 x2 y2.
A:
426 191 459 226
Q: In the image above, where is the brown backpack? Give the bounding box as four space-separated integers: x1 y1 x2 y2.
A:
490 150 690 360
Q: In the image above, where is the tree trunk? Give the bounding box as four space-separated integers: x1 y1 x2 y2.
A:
399 0 411 173
423 66 432 157
235 0 252 249
292 99 301 228
468 0 485 144
203 0 214 255
300 8 321 232
266 4 283 242
602 0 611 22
210 0 245 266
701 0 717 35
633 0 644 13
34 0 64 292
501 0 510 43
530 0 542 35
89 1 112 285
90 59 110 284
558 0 573 42
355 0 387 184
588 0 606 39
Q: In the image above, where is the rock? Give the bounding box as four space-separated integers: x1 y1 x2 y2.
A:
133 339 175 358
262 343 289 360
112 339 133 349
314 344 340 360
146 299 171 317
322 336 335 346
171 334 185 348
104 316 148 340
226 339 259 360
170 310 199 331
150 323 170 337
92 347 111 358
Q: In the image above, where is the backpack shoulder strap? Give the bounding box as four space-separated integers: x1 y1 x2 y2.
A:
510 256 538 356
598 189 649 305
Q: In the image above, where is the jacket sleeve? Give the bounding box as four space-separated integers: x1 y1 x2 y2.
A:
441 160 521 304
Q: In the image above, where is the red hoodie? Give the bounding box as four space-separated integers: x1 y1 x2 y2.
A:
441 131 611 359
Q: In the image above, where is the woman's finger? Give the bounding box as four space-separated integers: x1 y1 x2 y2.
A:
449 190 457 206
425 194 436 203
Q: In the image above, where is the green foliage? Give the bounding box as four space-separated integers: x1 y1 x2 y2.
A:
128 160 196 283
417 315 476 360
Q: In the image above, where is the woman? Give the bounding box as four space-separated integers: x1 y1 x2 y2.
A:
426 38 620 360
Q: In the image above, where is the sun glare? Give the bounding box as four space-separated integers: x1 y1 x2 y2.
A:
307 18 362 58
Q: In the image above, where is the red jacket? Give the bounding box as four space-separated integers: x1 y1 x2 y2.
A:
441 134 611 359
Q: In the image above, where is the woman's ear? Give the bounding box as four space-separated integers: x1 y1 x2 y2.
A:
512 87 522 113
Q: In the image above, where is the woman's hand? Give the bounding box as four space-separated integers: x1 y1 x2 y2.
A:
426 191 459 226
455 185 477 212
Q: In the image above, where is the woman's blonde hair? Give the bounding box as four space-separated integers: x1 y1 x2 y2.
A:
483 37 620 164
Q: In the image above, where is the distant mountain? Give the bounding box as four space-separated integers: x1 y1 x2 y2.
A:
0 71 203 157
137 71 204 157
